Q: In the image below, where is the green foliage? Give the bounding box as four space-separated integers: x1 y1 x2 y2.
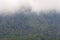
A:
0 10 60 40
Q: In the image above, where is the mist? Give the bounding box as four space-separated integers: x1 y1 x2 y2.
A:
0 0 59 14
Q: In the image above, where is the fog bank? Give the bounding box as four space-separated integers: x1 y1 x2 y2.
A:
0 0 59 13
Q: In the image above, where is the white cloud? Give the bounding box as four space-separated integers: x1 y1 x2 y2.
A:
0 0 59 12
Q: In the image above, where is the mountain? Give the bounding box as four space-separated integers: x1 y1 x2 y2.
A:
0 9 60 40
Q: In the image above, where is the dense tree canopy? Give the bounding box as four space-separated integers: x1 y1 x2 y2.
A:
0 9 60 40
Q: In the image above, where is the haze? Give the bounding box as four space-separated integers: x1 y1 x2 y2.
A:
0 0 59 13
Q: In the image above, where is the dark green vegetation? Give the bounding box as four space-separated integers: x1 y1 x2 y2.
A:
0 9 60 40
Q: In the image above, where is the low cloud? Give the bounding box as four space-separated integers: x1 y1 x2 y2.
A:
0 0 59 13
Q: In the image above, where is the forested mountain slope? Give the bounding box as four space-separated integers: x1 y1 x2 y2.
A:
0 9 60 40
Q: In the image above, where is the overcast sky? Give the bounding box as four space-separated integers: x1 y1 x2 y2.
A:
0 0 59 12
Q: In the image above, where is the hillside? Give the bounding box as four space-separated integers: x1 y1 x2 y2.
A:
0 10 60 40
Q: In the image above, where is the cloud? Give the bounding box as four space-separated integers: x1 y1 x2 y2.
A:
0 0 59 12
